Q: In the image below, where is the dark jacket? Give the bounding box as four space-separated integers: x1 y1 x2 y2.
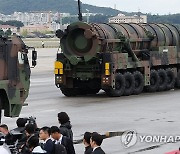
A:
61 136 75 154
92 147 105 154
43 139 54 154
54 143 67 154
84 145 92 154
59 122 73 141
11 127 26 145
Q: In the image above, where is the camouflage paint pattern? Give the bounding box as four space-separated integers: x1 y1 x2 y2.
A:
0 35 31 117
55 22 180 96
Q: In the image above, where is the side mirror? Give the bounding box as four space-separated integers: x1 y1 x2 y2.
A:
32 50 37 67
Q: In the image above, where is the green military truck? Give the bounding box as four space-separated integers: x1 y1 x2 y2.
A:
54 22 180 97
0 35 37 122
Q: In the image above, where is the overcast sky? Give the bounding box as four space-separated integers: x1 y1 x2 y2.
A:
80 0 180 15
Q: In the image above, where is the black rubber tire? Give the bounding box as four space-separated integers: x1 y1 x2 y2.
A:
105 73 125 97
166 68 175 90
146 70 159 92
158 69 168 91
175 70 180 88
133 71 144 95
123 72 135 96
0 97 2 123
60 88 79 97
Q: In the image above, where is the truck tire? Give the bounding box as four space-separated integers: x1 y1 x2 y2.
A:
60 88 78 97
133 71 144 95
0 97 2 123
123 72 135 96
166 68 175 90
175 70 180 88
105 73 125 97
158 69 168 91
146 70 159 92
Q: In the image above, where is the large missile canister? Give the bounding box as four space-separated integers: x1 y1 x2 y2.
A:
60 22 180 63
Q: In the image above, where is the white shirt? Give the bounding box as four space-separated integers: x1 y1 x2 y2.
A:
0 145 11 154
55 135 63 144
32 146 46 153
93 146 100 152
44 137 51 143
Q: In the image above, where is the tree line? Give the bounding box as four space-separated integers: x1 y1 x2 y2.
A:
57 14 180 27
0 20 24 28
0 28 12 36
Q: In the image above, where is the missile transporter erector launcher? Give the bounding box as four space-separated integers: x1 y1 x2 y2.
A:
0 35 37 121
54 22 180 97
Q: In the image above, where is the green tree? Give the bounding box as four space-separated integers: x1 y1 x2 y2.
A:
5 28 12 36
5 20 24 28
0 29 4 36
21 29 28 37
0 20 24 28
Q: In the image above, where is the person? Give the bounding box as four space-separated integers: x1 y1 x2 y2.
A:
19 123 36 154
25 124 36 139
0 124 9 135
13 118 27 133
27 135 46 154
16 118 27 128
83 132 92 154
11 118 27 141
50 126 75 154
41 41 45 48
0 124 14 145
90 132 105 154
57 112 73 141
0 133 11 154
39 127 54 154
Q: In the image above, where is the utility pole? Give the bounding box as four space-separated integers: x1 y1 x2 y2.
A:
78 0 83 21
86 9 89 23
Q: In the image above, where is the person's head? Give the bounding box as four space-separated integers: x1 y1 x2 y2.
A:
50 126 61 140
0 124 9 135
57 112 70 125
39 126 51 141
90 132 103 148
16 118 27 127
83 132 92 146
25 124 35 137
27 135 39 151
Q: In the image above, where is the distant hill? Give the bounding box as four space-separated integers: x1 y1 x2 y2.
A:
0 0 179 26
0 0 119 15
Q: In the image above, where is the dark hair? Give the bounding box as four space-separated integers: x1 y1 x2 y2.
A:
84 132 92 144
40 126 51 136
0 124 8 130
25 124 35 135
27 135 39 149
58 112 70 124
50 126 60 134
91 132 103 146
16 118 27 127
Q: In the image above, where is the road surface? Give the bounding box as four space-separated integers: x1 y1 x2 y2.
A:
2 48 180 154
